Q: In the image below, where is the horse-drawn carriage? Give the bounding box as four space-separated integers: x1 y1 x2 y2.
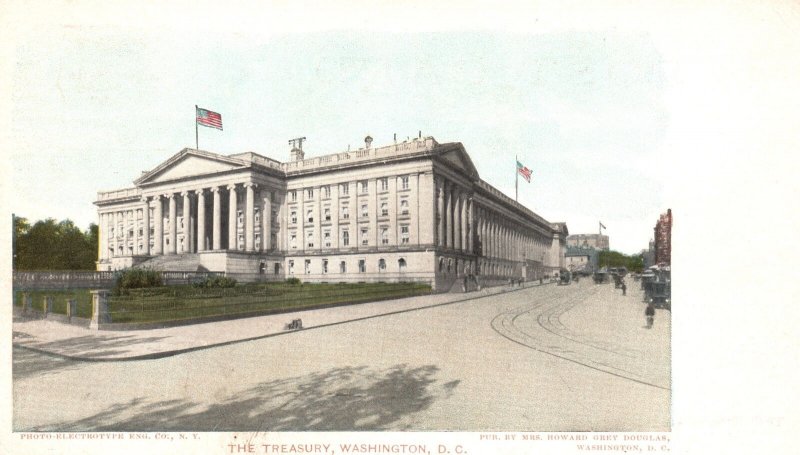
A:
643 268 671 310
593 271 610 284
558 269 572 285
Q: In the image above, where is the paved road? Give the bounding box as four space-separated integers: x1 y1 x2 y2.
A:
13 280 670 432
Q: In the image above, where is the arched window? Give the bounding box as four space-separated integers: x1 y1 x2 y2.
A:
378 258 386 272
398 258 407 272
439 257 445 272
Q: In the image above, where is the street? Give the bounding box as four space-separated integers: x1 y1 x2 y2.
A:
13 280 670 431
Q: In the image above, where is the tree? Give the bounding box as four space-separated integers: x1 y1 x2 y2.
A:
12 215 98 270
598 250 645 273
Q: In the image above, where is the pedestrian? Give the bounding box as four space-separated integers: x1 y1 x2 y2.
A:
645 302 655 328
621 280 627 296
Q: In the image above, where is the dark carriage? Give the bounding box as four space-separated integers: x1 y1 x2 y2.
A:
558 269 571 285
593 271 609 284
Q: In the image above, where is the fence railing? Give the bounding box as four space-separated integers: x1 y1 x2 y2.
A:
13 271 226 290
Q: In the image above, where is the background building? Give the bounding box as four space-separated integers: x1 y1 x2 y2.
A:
95 135 567 290
654 208 672 266
566 233 609 251
565 246 599 273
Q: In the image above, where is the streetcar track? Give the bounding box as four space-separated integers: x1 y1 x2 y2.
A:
490 285 670 391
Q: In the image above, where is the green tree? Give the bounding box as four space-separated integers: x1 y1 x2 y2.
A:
12 215 98 270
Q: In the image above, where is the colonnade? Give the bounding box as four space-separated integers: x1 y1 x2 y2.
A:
99 182 278 260
435 177 474 253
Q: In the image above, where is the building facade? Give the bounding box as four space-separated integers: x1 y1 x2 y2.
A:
654 209 672 266
566 233 609 251
565 246 599 273
95 136 567 290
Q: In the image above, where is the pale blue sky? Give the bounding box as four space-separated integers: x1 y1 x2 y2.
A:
9 27 668 254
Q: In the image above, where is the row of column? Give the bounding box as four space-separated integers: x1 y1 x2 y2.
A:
435 177 473 253
474 205 551 264
100 183 277 260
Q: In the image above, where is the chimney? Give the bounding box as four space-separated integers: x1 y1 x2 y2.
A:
289 136 306 162
365 135 373 149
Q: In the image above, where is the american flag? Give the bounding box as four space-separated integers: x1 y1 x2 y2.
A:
516 160 532 183
196 107 223 130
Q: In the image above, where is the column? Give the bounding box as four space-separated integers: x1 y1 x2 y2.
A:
182 191 191 253
453 189 461 251
262 191 272 251
436 178 444 247
369 178 378 247
445 182 453 249
153 196 163 255
228 184 238 250
122 210 129 255
212 187 222 250
460 193 468 251
388 176 397 245
142 198 150 255
466 197 473 254
245 183 255 251
168 194 177 254
132 209 139 255
197 189 206 252
330 184 338 249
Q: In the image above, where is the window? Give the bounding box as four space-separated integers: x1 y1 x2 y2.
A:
271 233 277 249
379 178 388 191
305 259 311 274
306 231 314 248
307 209 313 223
340 183 349 195
361 203 369 218
323 185 331 198
290 233 297 249
400 198 409 215
378 258 386 272
398 258 407 272
323 230 331 248
360 180 368 194
290 191 297 202
342 229 350 246
322 259 328 274
324 207 331 221
400 225 410 244
361 228 369 246
439 257 445 272
138 228 143 237
290 210 297 224
380 201 388 217
254 208 260 224
381 227 389 245
304 188 312 199
340 261 347 273
358 259 366 273
128 229 134 238
274 263 280 275
238 235 244 250
289 260 295 274
255 234 261 250
341 205 350 219
237 211 243 225
401 175 410 190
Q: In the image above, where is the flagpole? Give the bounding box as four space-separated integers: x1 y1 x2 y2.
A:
195 105 199 151
515 155 518 202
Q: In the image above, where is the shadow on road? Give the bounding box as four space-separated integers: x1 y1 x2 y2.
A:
41 364 459 432
13 331 171 360
12 345 82 381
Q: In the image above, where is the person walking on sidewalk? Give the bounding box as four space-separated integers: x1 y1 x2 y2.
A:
645 302 655 328
621 280 627 296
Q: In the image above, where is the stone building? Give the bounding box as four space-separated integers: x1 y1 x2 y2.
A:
566 233 609 251
95 136 567 290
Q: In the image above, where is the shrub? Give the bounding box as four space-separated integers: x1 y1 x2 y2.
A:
285 277 302 285
113 268 163 295
192 275 237 288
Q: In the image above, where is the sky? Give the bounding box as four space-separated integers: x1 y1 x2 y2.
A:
2 0 798 257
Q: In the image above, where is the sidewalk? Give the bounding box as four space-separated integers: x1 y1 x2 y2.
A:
12 281 544 361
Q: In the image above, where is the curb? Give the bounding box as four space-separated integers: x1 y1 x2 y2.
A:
13 281 553 362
